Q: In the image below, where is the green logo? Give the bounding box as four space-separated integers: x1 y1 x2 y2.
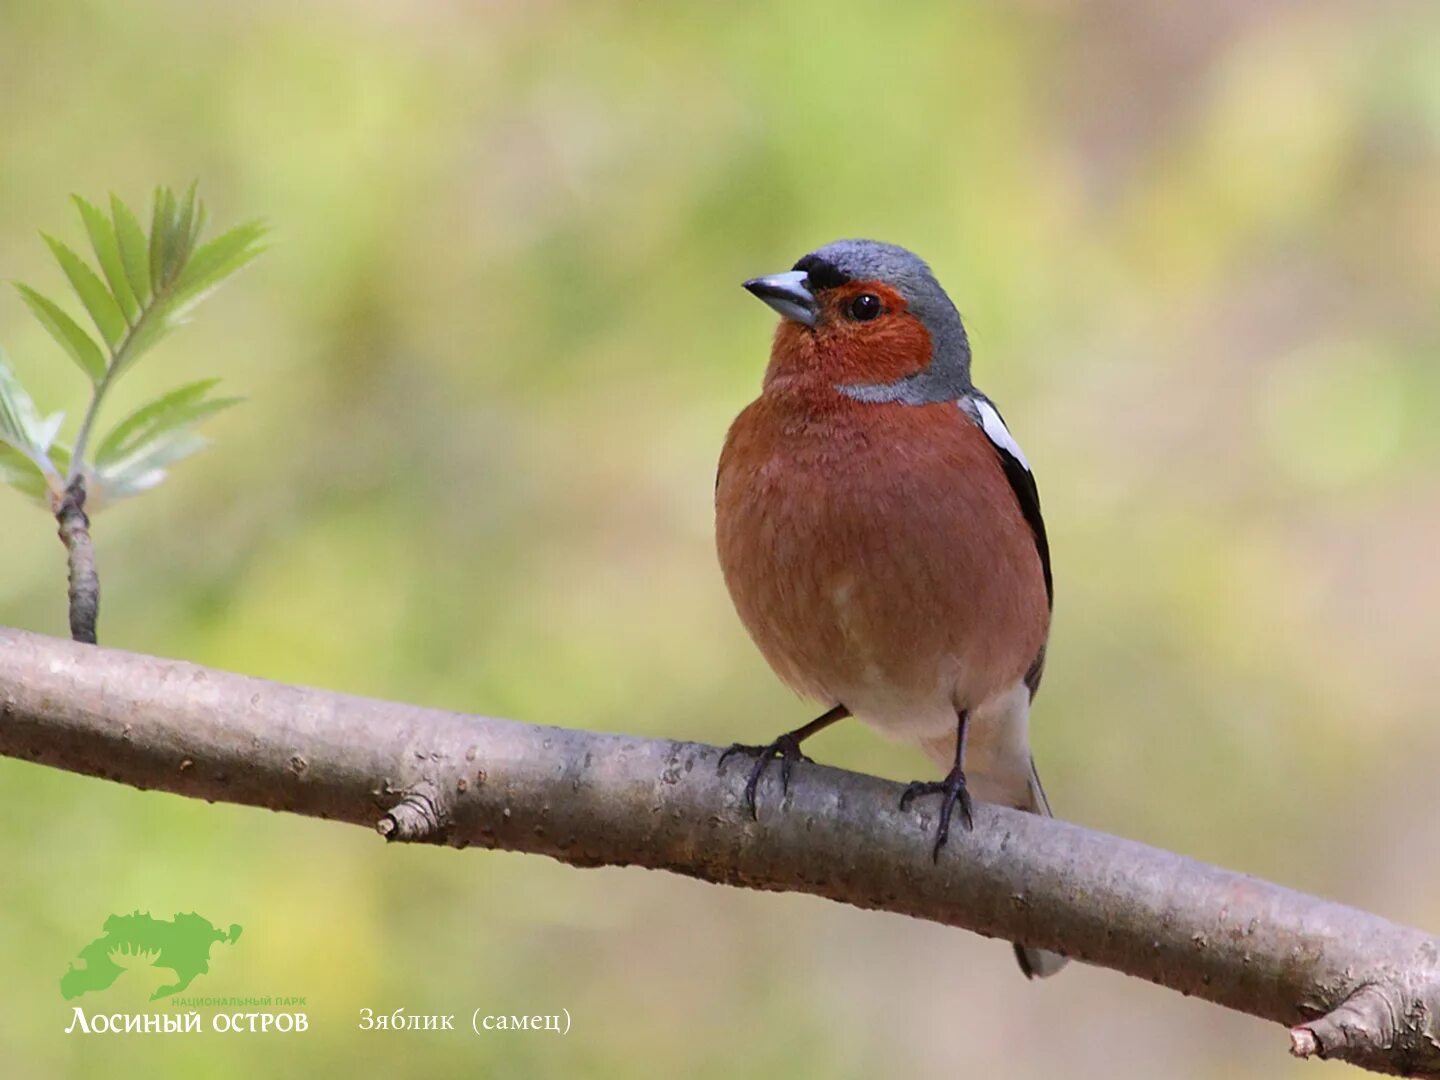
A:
60 911 243 1001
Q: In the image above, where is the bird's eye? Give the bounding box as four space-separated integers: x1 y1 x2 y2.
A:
849 293 882 321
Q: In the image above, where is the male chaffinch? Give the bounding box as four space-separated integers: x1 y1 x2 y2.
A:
715 239 1066 978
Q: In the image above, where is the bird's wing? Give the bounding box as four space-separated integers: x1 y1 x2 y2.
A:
960 392 1051 609
962 392 1051 695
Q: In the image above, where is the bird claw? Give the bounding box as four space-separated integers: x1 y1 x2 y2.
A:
718 734 814 819
899 768 974 862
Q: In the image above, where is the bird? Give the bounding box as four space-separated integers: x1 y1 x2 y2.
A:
715 238 1067 978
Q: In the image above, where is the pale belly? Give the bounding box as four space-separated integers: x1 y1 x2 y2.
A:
740 557 1010 744
718 471 1045 745
735 544 1041 806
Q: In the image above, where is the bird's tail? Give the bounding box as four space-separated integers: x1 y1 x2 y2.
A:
1011 757 1068 979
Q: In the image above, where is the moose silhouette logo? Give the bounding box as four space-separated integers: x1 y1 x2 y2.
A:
60 911 242 1001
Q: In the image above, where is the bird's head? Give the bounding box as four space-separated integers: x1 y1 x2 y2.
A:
743 239 972 402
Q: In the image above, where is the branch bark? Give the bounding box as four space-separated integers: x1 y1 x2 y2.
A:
2 626 1437 1074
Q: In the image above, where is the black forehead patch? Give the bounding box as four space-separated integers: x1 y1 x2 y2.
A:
792 254 850 291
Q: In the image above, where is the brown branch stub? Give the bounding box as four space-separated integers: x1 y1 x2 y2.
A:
1292 1026 1323 1059
379 782 447 842
1290 984 1406 1067
2 627 1440 1077
52 476 99 645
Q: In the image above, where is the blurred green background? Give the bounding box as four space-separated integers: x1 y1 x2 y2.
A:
3 1 1439 1077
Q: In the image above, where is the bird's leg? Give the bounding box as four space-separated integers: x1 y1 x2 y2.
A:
899 709 974 862
719 704 849 819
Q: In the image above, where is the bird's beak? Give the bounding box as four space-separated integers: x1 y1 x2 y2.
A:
743 270 816 327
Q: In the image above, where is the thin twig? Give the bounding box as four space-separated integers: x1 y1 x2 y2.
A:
0 626 1437 1075
50 480 99 643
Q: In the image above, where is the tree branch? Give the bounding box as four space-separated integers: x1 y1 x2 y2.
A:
1 626 1437 1075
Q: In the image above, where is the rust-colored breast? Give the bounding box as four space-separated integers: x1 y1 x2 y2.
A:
716 384 1049 727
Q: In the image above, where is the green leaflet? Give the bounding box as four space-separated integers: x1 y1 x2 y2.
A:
171 181 201 278
174 222 268 306
12 285 106 382
0 351 58 494
0 441 50 502
149 185 181 292
96 429 210 499
95 379 240 467
111 194 153 307
43 234 128 348
0 349 45 454
73 196 139 324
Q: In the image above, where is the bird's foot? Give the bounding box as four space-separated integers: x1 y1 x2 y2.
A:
718 734 814 819
899 767 974 862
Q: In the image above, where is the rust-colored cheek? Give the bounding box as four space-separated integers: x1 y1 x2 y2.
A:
823 315 934 384
763 284 934 388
